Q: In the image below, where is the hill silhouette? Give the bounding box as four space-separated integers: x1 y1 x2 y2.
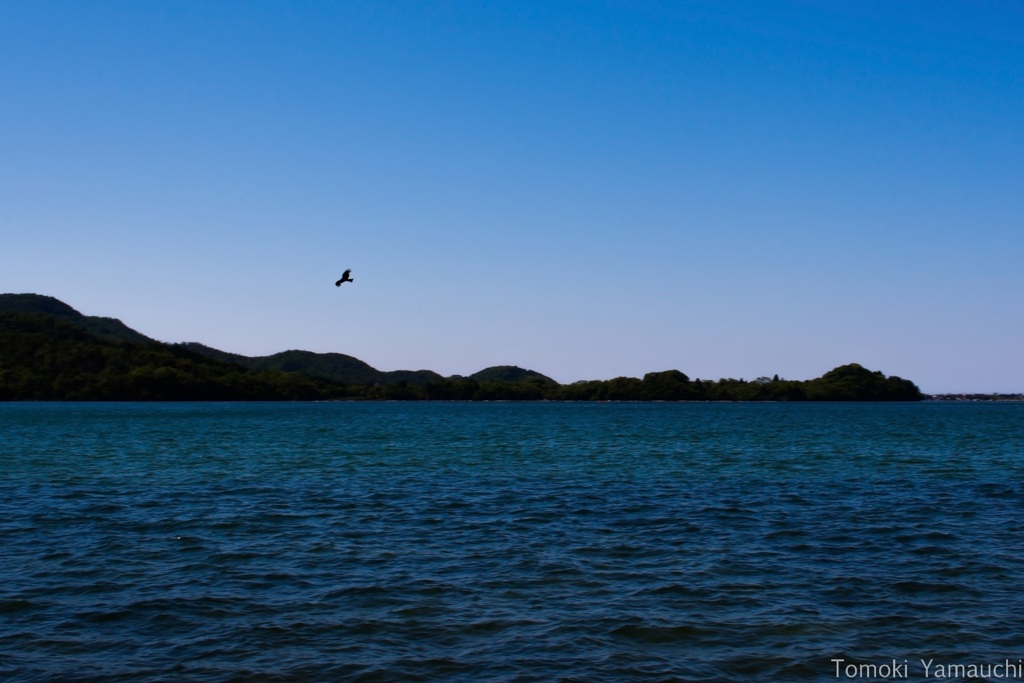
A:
0 293 155 344
0 293 924 401
469 365 557 385
178 345 446 386
0 308 334 400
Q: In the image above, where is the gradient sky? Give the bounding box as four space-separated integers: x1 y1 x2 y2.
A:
2 1 1021 393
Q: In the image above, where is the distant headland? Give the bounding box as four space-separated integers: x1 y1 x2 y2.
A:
1 293 927 402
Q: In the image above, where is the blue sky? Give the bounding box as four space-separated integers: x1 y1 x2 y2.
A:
2 1 1021 393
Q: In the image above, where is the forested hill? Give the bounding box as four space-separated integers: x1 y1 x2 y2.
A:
177 343 447 387
0 293 155 344
0 293 924 401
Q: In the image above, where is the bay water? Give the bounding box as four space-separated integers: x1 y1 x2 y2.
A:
1 401 1022 681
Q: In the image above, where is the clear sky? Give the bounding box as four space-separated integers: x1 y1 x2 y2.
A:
2 1 1021 393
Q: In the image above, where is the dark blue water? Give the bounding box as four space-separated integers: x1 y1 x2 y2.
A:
1 402 1022 681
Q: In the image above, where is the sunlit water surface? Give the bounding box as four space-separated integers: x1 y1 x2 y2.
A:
1 402 1022 681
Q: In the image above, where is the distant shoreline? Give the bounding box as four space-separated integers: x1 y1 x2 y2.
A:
4 293 1016 401
926 394 1024 402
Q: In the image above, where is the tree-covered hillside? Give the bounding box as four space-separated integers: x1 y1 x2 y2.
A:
0 293 154 344
0 311 345 400
469 365 557 385
0 294 924 401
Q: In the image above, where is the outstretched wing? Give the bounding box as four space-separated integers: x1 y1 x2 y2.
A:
335 269 352 286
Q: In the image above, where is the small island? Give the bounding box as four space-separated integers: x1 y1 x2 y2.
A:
1 293 923 402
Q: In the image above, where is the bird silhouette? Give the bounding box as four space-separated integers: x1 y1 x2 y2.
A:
335 269 354 286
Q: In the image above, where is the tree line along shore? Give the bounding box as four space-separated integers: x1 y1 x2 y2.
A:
1 294 923 402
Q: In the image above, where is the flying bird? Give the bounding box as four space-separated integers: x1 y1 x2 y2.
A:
335 269 354 286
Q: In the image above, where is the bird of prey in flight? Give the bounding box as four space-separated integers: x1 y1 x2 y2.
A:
335 269 354 286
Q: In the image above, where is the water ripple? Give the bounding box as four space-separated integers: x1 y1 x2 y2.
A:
1 402 1022 681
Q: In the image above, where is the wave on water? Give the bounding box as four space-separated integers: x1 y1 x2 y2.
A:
1 402 1022 681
